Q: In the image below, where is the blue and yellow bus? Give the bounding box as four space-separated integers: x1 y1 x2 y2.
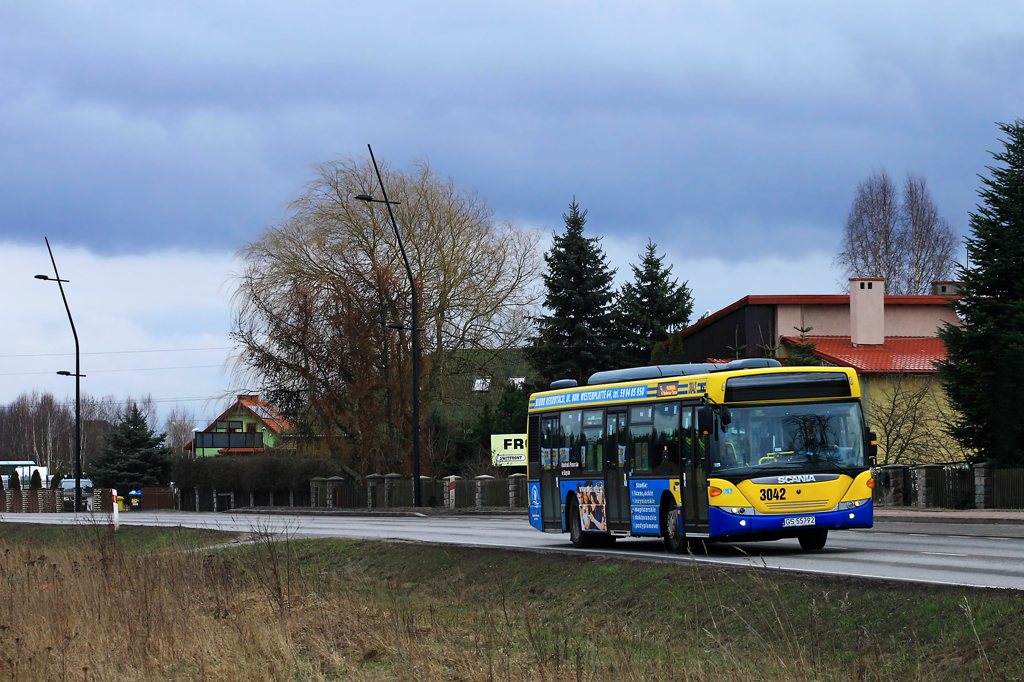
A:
526 360 876 552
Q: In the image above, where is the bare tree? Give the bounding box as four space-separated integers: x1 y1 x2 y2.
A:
835 171 958 294
898 175 958 296
232 157 542 473
836 170 902 288
869 374 967 464
163 406 197 454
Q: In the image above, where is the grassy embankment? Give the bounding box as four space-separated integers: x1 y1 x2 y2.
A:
0 522 1021 680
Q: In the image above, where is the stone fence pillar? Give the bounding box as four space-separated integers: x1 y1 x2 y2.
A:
366 474 383 508
974 463 994 510
916 464 943 508
880 465 908 507
508 473 527 508
309 477 327 508
384 473 403 508
474 475 495 507
326 476 346 509
443 476 460 508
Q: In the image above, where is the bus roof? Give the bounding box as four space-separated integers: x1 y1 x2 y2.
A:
528 365 860 413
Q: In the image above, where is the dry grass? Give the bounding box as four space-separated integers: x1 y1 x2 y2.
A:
0 522 1020 681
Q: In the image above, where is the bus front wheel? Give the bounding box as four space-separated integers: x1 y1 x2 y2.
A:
798 529 828 551
663 506 687 554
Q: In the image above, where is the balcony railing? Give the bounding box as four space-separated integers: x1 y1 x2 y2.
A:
193 432 264 450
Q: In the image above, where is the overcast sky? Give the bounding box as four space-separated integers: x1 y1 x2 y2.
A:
3 1 1022 422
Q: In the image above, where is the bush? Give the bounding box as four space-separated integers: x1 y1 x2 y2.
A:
173 456 353 493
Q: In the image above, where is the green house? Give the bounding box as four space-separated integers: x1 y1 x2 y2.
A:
189 394 291 457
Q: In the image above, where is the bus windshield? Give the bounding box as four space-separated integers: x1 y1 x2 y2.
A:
710 401 865 475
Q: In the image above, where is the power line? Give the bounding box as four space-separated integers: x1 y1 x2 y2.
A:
0 364 224 377
0 346 232 359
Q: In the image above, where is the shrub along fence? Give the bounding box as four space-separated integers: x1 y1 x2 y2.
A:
873 463 1024 510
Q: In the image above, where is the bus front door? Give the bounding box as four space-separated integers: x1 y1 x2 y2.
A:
604 410 629 531
540 416 561 530
682 409 710 535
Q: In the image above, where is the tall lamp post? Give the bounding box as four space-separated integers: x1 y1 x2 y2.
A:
35 237 84 513
355 144 423 507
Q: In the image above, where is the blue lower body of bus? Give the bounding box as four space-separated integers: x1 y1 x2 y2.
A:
707 500 873 540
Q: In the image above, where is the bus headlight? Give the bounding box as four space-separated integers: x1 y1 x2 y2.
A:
728 506 756 515
840 499 868 510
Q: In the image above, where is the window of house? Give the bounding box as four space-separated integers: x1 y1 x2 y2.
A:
509 376 526 389
472 377 492 393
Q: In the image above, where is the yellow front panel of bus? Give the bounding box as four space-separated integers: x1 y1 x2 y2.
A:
708 474 870 514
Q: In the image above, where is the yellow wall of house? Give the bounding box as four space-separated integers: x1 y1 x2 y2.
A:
861 374 968 465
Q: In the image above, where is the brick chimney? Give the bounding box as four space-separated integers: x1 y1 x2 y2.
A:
849 278 884 346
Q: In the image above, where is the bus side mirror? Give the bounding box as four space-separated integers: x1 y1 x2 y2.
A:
719 406 732 428
867 430 878 462
697 405 714 435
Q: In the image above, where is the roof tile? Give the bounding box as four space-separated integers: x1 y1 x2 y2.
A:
779 336 946 374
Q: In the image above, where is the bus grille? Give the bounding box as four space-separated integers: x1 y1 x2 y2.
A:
765 500 829 512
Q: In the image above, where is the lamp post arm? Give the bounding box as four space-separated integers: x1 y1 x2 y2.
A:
44 237 82 513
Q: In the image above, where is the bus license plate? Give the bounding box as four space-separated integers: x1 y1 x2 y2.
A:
783 516 815 527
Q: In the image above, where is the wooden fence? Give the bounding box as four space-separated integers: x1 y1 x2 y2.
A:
994 469 1024 510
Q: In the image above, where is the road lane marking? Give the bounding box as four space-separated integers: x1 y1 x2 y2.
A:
922 551 968 556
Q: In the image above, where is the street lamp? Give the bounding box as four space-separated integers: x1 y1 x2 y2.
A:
35 237 84 513
355 144 423 507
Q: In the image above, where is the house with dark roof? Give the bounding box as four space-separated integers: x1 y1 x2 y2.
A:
675 279 964 463
188 394 293 457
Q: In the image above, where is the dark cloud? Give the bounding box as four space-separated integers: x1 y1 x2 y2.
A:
1 1 1022 258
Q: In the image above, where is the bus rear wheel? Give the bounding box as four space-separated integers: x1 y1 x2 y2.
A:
568 497 596 549
798 529 828 551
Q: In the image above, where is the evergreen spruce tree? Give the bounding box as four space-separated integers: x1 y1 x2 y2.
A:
529 200 621 385
49 473 64 490
617 241 694 367
29 470 42 490
91 405 174 492
787 326 821 366
667 332 686 364
650 340 669 365
7 468 20 491
937 120 1024 467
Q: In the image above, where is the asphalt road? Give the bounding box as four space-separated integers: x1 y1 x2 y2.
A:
5 511 1024 590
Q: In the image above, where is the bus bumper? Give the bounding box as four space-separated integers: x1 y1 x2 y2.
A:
708 499 874 539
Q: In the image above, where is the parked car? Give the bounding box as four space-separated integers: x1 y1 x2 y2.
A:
60 479 94 510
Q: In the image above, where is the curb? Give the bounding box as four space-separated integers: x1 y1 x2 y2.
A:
226 507 530 519
875 511 1024 526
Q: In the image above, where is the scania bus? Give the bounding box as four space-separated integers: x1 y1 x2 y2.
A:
526 359 876 552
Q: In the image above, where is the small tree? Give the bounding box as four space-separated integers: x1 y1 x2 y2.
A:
667 333 685 364
7 468 21 491
787 326 821 366
29 470 42 490
49 473 64 490
91 405 174 492
650 340 669 365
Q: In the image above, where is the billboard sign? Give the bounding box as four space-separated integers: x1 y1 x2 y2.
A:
490 434 527 466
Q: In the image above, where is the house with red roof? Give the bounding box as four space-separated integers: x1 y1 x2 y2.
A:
188 394 293 457
675 279 964 463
